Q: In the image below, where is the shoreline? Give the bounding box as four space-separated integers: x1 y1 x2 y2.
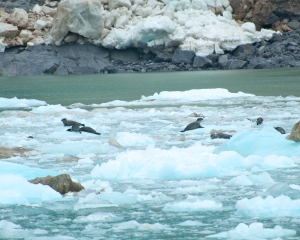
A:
1 30 300 76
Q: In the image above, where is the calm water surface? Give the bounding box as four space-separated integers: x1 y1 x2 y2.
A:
1 68 300 105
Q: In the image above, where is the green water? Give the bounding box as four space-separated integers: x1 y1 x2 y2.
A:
1 68 300 105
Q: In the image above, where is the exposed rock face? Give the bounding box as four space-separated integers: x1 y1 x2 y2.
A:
0 44 112 76
29 174 84 194
51 0 104 45
229 0 300 30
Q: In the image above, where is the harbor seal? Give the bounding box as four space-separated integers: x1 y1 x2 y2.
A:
210 129 232 139
80 127 101 135
247 117 263 125
61 118 85 127
256 117 263 125
274 127 286 134
180 118 204 132
67 123 82 133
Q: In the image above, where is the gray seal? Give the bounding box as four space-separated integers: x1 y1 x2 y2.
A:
256 117 263 125
210 132 232 139
67 123 82 133
274 127 286 134
180 118 204 132
61 118 85 127
80 127 101 135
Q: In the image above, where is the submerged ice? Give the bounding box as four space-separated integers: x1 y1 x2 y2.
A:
1 88 300 239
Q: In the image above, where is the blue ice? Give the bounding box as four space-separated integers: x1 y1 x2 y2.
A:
215 126 300 157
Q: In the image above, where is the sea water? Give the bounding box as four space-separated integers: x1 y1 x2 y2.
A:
1 69 300 239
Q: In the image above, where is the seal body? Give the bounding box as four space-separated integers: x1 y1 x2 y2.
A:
210 132 232 139
67 123 82 133
80 127 101 135
180 118 204 132
61 118 85 127
256 117 263 125
274 127 286 134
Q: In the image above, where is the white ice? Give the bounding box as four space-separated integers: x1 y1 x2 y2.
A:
0 161 59 179
99 88 254 107
97 0 275 56
226 172 274 186
0 97 46 108
235 195 300 218
90 143 295 180
163 195 222 211
208 222 296 239
0 174 61 204
216 126 300 157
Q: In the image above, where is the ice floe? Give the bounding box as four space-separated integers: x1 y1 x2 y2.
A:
208 222 296 239
0 97 46 108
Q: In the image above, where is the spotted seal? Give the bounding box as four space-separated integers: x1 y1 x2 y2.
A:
80 127 101 135
180 118 204 132
61 118 85 127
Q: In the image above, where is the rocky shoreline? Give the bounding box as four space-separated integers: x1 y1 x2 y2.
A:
1 0 300 76
1 29 300 76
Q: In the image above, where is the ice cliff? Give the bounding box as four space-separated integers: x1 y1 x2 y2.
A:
0 0 275 55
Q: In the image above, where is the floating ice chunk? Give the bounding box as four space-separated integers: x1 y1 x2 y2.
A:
262 183 300 199
31 104 87 114
74 192 137 210
163 195 222 211
0 161 58 179
116 132 155 146
0 220 31 239
141 89 254 102
207 222 296 239
178 220 204 226
226 172 274 186
0 174 61 204
73 212 122 223
235 195 300 217
99 89 254 107
90 143 294 180
112 220 171 231
38 142 118 155
216 126 300 157
0 97 46 108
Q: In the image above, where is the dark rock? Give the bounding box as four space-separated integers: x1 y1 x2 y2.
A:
111 48 140 63
226 59 247 70
218 54 228 68
233 44 256 58
154 52 173 63
29 174 84 195
268 33 282 43
193 56 212 68
266 12 280 26
142 51 156 61
287 19 300 30
0 0 45 13
172 49 195 64
206 54 219 63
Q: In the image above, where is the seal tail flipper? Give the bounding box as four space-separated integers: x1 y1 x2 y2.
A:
180 130 185 132
67 129 71 132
